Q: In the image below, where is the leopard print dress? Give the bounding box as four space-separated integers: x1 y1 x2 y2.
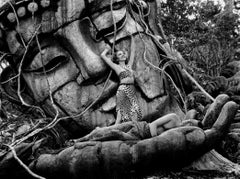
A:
116 66 142 123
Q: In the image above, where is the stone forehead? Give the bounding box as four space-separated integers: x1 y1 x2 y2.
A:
0 0 128 51
0 0 129 61
0 0 60 28
0 0 126 16
0 0 59 15
0 0 126 31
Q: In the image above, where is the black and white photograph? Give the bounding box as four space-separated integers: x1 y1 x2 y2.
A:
0 0 239 178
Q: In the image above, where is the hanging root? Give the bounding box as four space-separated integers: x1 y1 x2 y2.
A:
6 145 46 179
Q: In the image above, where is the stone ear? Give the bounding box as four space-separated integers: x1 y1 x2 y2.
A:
1 66 34 105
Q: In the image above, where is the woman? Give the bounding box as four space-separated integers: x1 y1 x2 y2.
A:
101 47 142 124
75 113 202 142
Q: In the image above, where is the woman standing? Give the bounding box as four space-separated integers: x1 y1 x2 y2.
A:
101 47 142 124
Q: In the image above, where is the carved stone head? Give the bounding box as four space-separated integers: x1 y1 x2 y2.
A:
0 0 184 136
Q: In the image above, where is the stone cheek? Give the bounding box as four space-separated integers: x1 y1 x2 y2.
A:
137 93 185 122
53 81 115 130
23 58 79 102
134 35 165 100
53 82 83 115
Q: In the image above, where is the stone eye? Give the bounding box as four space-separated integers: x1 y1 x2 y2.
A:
23 46 69 74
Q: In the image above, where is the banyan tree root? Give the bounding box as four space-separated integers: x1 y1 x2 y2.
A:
202 94 230 129
28 101 239 179
185 94 240 175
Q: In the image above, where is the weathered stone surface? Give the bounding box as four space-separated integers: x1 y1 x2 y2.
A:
2 0 185 132
1 1 239 178
134 35 166 99
54 81 116 130
23 57 79 102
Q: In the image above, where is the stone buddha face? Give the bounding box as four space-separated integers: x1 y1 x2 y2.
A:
0 0 184 136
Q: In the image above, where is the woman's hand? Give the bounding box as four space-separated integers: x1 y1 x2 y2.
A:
101 48 112 60
100 48 122 74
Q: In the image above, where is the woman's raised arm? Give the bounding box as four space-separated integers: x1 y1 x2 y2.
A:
101 48 123 75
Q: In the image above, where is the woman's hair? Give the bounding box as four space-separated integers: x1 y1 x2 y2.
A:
112 54 119 63
115 49 128 62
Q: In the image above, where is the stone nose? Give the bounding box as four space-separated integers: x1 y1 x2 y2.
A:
62 20 108 80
